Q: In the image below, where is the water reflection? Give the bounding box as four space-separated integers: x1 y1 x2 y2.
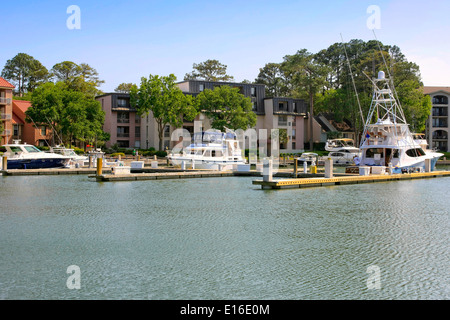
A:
0 175 448 299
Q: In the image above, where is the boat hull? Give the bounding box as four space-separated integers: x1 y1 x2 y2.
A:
7 158 69 170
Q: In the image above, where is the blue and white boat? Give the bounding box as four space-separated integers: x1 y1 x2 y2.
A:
2 140 71 169
358 71 443 174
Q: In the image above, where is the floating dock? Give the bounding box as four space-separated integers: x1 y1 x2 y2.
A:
252 170 450 189
91 170 234 181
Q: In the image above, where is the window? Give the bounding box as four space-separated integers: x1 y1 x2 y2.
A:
432 95 448 104
13 125 19 136
117 112 130 123
406 148 426 157
117 126 129 137
117 140 129 148
251 87 256 97
293 102 296 112
252 101 257 111
135 126 141 138
278 101 287 111
135 113 141 123
278 115 287 126
40 126 46 136
164 126 170 138
117 98 128 108
199 84 204 92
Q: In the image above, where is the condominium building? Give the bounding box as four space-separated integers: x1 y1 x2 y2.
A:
96 80 308 152
424 87 449 152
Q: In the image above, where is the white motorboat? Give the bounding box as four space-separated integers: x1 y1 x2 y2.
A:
358 71 443 174
325 138 361 164
168 130 246 170
2 140 71 169
50 145 89 167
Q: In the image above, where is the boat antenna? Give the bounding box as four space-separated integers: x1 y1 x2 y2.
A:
340 34 365 125
44 115 64 146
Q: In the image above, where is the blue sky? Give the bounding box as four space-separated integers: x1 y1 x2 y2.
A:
2 0 449 92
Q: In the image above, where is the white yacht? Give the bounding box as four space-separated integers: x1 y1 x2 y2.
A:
358 71 443 174
2 140 71 169
50 145 89 167
325 138 361 164
168 130 246 170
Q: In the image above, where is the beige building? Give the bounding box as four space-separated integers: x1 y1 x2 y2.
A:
424 87 449 152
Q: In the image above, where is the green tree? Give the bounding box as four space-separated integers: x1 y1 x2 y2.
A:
194 85 256 132
130 74 198 151
281 49 330 150
255 62 290 97
26 82 106 147
114 83 135 93
184 59 234 82
50 61 103 98
1 53 49 96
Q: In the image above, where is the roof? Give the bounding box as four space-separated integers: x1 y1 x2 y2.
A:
12 100 32 123
13 100 32 113
0 77 15 89
423 86 450 95
12 112 24 125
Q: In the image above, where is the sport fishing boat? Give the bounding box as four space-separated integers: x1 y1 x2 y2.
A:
358 71 443 174
168 130 246 170
2 140 71 169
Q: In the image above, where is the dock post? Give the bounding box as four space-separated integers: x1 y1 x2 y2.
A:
2 156 7 171
325 158 333 178
303 161 307 173
294 158 298 178
88 155 93 168
425 158 431 172
96 158 103 176
181 161 186 170
263 158 273 182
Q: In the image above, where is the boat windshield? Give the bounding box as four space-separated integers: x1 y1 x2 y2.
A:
24 145 42 153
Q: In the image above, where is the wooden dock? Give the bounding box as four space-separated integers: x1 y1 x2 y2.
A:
91 170 234 181
252 171 450 189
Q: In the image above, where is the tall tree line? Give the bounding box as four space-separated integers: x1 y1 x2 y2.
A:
255 39 431 144
1 53 108 148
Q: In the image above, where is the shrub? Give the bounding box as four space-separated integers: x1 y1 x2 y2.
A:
155 150 167 157
111 152 125 157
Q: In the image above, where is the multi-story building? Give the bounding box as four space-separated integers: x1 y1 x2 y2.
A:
0 77 14 145
424 87 449 152
11 100 51 146
96 80 308 153
96 93 142 149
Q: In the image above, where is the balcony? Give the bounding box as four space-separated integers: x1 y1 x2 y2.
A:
0 113 12 121
117 133 130 138
1 129 11 136
117 118 130 124
0 97 12 105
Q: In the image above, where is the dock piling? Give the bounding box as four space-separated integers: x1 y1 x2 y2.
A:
2 156 7 171
96 158 103 176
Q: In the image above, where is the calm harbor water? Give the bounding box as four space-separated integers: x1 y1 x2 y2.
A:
0 169 449 300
